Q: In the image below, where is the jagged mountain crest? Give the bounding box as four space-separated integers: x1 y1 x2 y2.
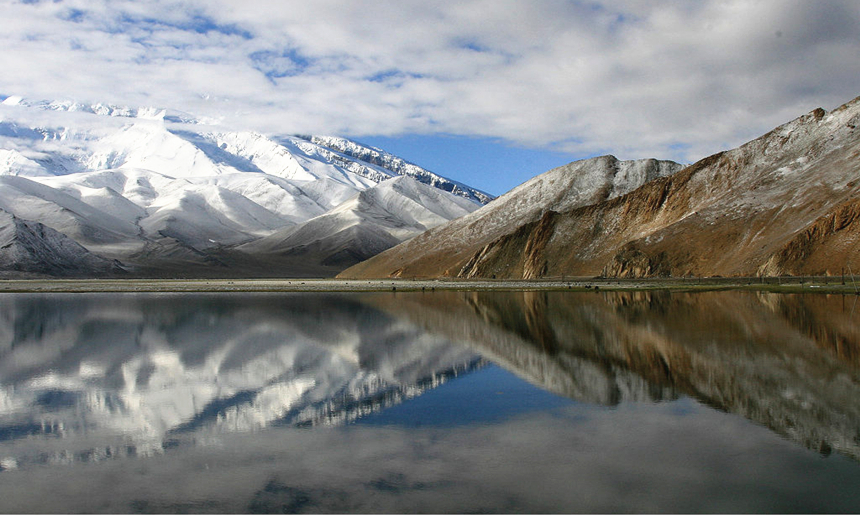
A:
297 135 494 205
1 94 210 124
1 95 494 203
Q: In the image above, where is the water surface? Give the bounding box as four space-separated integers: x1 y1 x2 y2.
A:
1 290 859 513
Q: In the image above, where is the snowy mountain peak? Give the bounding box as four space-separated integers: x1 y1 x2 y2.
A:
0 95 487 277
298 135 494 205
1 94 207 124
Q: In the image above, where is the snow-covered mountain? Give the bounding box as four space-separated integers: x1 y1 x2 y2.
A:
240 176 480 270
299 135 494 205
0 95 490 277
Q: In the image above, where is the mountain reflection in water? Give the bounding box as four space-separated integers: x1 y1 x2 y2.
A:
0 293 482 458
369 290 860 460
1 290 860 513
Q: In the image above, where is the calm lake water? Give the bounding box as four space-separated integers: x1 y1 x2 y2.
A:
1 290 860 513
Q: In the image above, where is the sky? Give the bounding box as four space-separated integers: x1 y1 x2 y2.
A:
1 0 859 196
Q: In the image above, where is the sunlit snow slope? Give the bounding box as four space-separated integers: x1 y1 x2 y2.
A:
0 96 489 277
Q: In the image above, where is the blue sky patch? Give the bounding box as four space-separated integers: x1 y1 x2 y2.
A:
250 49 312 81
100 11 253 40
58 8 86 23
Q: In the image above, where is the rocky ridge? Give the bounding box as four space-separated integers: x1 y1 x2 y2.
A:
343 95 860 279
297 135 493 205
340 155 683 279
0 209 124 277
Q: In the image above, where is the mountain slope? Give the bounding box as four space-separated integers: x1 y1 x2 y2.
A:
0 209 124 277
0 174 141 246
459 96 860 279
300 135 493 204
0 95 489 277
342 95 860 279
340 155 683 278
238 176 478 273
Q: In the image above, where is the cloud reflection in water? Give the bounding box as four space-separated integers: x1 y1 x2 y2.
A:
1 290 860 513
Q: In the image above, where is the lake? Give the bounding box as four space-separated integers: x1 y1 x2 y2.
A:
1 290 860 513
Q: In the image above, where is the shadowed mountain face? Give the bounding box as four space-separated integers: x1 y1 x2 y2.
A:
343 95 860 279
0 209 125 277
367 290 860 461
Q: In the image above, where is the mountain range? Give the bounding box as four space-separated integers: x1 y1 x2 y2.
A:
3 93 860 279
342 155 684 278
343 95 860 279
0 96 489 277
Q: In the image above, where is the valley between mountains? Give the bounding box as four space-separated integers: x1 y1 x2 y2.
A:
2 93 859 280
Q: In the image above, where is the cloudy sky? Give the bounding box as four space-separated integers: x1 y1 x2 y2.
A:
2 0 859 194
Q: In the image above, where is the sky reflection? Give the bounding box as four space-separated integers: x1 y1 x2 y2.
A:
3 397 860 513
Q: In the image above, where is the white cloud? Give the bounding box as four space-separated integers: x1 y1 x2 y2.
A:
1 0 859 162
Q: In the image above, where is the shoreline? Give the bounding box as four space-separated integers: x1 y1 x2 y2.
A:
0 277 857 294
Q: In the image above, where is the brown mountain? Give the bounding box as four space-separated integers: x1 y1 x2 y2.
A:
342 95 860 279
364 290 860 461
339 156 683 278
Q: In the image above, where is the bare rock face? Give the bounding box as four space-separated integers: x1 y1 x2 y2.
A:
757 196 860 276
344 94 860 279
602 245 671 279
